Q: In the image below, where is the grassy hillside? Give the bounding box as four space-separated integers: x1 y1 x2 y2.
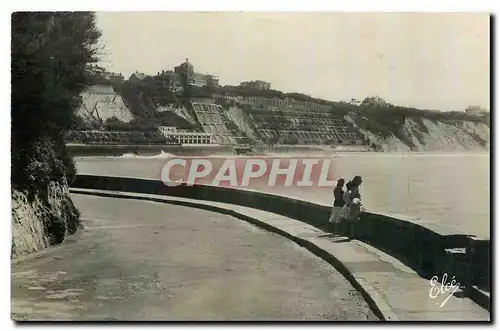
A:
119 79 195 131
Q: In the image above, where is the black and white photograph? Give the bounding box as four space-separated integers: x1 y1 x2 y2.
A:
9 9 491 322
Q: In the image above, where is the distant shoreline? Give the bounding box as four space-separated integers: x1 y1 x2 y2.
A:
66 143 488 158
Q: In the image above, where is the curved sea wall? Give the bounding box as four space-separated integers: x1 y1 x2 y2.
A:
72 174 490 293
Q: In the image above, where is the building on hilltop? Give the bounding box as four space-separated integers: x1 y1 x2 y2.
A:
239 80 271 90
86 65 125 85
465 105 488 116
175 59 194 73
156 70 183 92
174 58 220 88
108 73 125 85
99 71 124 85
191 72 209 87
204 74 220 88
129 71 150 82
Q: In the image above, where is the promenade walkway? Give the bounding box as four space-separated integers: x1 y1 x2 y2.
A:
11 194 376 321
65 189 490 321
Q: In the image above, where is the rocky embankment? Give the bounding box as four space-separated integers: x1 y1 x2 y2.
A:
12 181 80 257
225 103 489 152
345 116 489 152
226 106 264 144
73 83 491 153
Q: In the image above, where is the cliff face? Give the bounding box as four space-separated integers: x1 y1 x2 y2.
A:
226 106 264 144
76 84 134 123
347 116 490 152
227 102 489 151
12 181 80 257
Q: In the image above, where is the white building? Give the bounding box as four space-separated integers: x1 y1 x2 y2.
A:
158 126 214 144
465 106 487 116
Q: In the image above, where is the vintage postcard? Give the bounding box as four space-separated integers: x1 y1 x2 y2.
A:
11 11 490 322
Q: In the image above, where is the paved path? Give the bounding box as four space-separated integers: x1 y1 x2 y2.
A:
11 194 377 321
65 189 490 321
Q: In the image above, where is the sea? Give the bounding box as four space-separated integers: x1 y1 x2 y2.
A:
75 151 490 238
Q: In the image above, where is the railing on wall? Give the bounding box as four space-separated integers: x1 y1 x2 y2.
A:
71 174 490 297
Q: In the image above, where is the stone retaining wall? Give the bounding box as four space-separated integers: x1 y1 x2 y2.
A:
66 144 235 157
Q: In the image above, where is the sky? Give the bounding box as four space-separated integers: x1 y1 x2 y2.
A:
95 12 490 111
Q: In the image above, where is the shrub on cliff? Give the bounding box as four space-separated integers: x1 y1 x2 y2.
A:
282 137 299 145
120 81 195 130
11 12 101 192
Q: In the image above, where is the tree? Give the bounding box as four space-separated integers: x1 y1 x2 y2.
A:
104 116 127 131
11 12 101 190
71 115 97 130
349 98 361 106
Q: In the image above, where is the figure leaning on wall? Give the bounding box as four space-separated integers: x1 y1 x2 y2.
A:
338 176 364 239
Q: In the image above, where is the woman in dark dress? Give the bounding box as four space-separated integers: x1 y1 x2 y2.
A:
328 178 345 232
